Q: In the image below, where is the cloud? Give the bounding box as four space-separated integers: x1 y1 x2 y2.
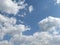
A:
0 0 27 15
55 0 60 4
0 0 60 45
0 14 30 40
56 0 60 4
0 14 60 45
0 41 12 45
9 31 60 45
7 16 60 45
39 16 60 32
29 5 33 13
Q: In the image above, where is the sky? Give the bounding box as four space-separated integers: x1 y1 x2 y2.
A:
1 0 60 45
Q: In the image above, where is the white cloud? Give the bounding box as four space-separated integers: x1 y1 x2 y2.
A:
11 16 60 45
0 0 27 14
0 15 60 45
0 14 30 40
0 41 12 45
39 16 60 32
55 0 60 4
10 31 60 45
1 0 60 45
6 16 60 45
29 5 33 13
56 0 60 4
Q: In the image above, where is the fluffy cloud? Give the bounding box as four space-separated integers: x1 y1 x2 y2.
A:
0 0 60 45
9 31 60 45
7 16 60 45
0 0 27 14
39 16 60 32
0 14 30 40
0 14 60 45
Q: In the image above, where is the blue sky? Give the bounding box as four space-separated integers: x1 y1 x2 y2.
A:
23 0 60 35
1 0 60 45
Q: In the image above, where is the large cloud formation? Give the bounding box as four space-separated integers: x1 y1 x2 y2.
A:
0 14 30 45
10 16 60 45
0 0 60 45
9 16 60 45
0 15 60 45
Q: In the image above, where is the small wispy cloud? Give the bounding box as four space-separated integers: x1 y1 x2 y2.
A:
29 5 33 13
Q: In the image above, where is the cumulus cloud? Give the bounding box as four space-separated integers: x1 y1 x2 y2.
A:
0 14 30 40
39 16 60 31
0 0 60 45
0 0 27 14
9 31 60 45
0 14 60 45
0 14 31 45
7 16 60 45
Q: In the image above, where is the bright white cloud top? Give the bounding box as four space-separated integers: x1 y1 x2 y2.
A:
0 0 60 45
56 0 60 4
0 0 27 14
